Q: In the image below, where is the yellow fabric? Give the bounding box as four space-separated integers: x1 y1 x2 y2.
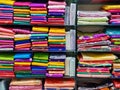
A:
32 27 49 32
48 39 66 42
48 62 64 66
32 62 48 66
30 11 47 14
32 44 48 47
103 5 120 10
14 9 30 12
14 12 30 14
10 79 42 86
49 28 65 33
0 0 15 5
14 62 31 65
0 66 13 68
81 53 117 61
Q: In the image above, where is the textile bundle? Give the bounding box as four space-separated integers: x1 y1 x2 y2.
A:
30 3 47 25
32 53 48 77
14 53 32 78
77 32 111 51
0 27 14 51
13 2 30 25
44 78 75 90
0 2 13 24
9 79 42 90
48 27 66 51
77 11 110 25
31 27 49 51
47 0 66 25
47 53 66 77
77 53 117 78
105 28 120 52
0 53 15 78
103 5 120 24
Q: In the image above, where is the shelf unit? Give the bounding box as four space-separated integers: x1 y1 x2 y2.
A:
76 0 120 89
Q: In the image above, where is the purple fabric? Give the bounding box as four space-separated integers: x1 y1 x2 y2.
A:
30 3 46 8
15 58 32 62
0 60 14 64
46 73 63 77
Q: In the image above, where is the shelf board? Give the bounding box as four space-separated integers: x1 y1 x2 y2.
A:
77 0 120 5
0 24 76 27
0 76 75 79
77 24 120 27
0 50 75 53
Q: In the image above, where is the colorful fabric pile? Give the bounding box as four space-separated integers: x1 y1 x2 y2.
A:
9 79 42 90
47 0 66 25
32 53 48 77
77 53 117 78
112 58 120 78
103 5 120 24
14 53 32 78
44 78 75 90
13 2 30 25
31 27 49 51
0 1 14 24
0 53 15 78
30 3 47 25
77 32 111 51
105 28 120 52
14 28 31 51
77 11 110 25
0 27 14 51
48 27 66 51
47 53 66 77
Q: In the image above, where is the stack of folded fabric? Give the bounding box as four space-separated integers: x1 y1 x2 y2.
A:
103 5 120 24
0 53 15 78
0 1 14 24
0 27 14 51
14 31 31 51
77 32 111 51
9 79 43 90
77 11 110 25
31 53 48 77
105 28 120 52
48 27 66 51
47 53 66 78
112 80 120 89
30 3 47 25
44 78 75 90
112 58 120 78
31 26 49 51
47 0 66 25
14 53 32 78
13 2 30 25
77 53 117 78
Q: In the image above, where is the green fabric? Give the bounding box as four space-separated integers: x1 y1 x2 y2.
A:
34 53 49 60
16 74 45 78
33 59 48 63
48 66 64 68
14 21 30 25
15 71 31 74
14 14 30 17
0 53 14 61
0 64 13 66
0 68 13 70
31 34 48 37
49 42 65 44
114 42 120 45
13 6 29 9
114 59 120 63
